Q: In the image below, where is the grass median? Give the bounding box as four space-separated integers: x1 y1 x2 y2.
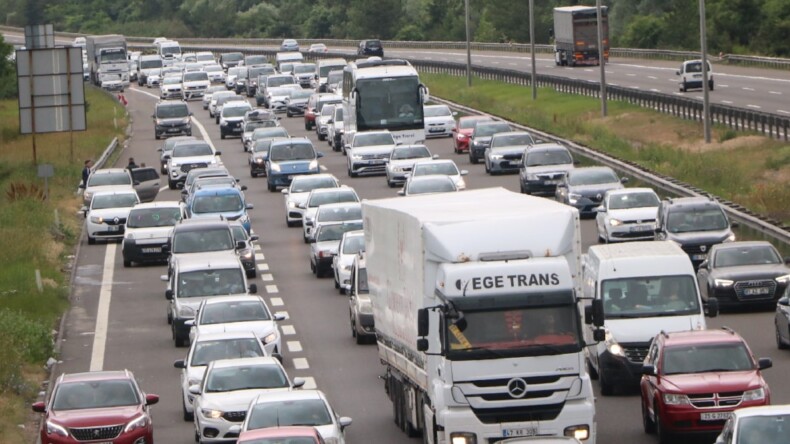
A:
422 73 790 224
0 85 127 442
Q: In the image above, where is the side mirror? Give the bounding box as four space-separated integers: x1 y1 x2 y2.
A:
620 177 629 184
145 394 160 406
460 170 469 176
215 151 222 156
573 160 581 165
758 357 773 370
180 189 188 195
250 235 259 242
248 283 258 294
593 328 606 342
417 308 429 337
165 289 173 300
151 114 155 118
157 148 163 152
343 284 352 292
188 385 201 395
292 377 306 388
78 183 85 189
699 260 709 269
281 189 289 194
338 416 353 430
184 319 195 327
176 182 184 189
160 274 169 282
173 359 186 369
452 111 458 116
236 240 246 250
705 297 720 318
31 401 46 413
784 257 790 265
432 154 440 159
246 203 254 210
240 185 248 191
273 313 287 321
641 364 656 376
316 152 324 158
162 244 170 254
327 119 333 124
591 299 604 327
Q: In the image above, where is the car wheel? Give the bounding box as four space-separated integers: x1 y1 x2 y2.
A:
220 132 226 140
310 260 316 274
286 219 297 228
267 182 276 192
155 133 160 140
161 168 167 175
247 269 256 279
167 312 172 324
387 180 395 188
123 259 131 268
215 116 219 124
286 111 292 117
183 397 194 421
356 329 366 345
484 161 490 174
87 235 96 245
304 122 310 131
350 312 356 338
469 153 478 164
776 321 789 349
168 180 176 190
642 398 656 434
680 82 687 92
334 277 340 289
318 133 325 141
175 332 186 348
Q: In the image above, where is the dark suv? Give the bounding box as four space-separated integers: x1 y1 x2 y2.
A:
358 39 384 57
655 197 736 269
153 100 192 140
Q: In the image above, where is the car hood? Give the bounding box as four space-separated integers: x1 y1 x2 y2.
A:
183 80 210 88
86 184 134 195
50 405 143 427
90 207 133 219
178 294 250 312
289 98 309 105
271 160 316 171
666 230 732 246
142 68 160 75
337 254 354 269
606 207 659 221
472 136 493 144
605 315 704 343
710 265 790 281
170 155 216 166
569 182 624 197
526 164 574 175
190 210 246 222
187 366 207 385
390 157 430 169
287 193 310 206
352 145 394 156
201 388 292 412
425 116 455 125
161 84 181 90
195 321 277 338
157 117 190 125
661 371 763 394
126 226 174 240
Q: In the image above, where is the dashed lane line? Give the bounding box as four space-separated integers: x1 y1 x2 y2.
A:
747 104 762 109
770 91 783 95
89 243 116 371
270 297 284 307
293 358 310 370
128 87 215 151
778 110 790 115
282 325 296 335
256 263 269 272
302 377 317 390
265 284 279 293
261 273 274 281
287 341 303 352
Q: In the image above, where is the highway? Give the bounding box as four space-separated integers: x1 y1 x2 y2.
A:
51 82 790 444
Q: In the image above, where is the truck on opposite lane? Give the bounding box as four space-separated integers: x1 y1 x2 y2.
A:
552 5 609 67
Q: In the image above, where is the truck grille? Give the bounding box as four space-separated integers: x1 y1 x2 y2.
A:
688 391 744 409
222 411 246 422
622 343 650 363
70 425 123 441
471 403 565 424
734 280 777 301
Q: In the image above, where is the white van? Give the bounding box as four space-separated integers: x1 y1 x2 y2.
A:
316 58 347 92
157 40 182 65
582 241 718 396
275 51 303 72
677 59 714 92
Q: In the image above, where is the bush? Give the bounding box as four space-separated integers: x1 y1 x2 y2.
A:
0 308 53 394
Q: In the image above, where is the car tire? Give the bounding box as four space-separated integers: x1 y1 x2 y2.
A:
215 116 219 124
183 398 193 421
250 169 257 178
484 161 490 174
268 182 276 192
350 312 356 338
220 132 226 140
247 269 256 279
310 260 316 274
356 329 366 345
387 180 395 188
123 259 131 268
642 399 656 434
469 153 478 164
318 133 325 141
87 235 96 245
776 322 789 349
168 180 177 190
155 133 160 140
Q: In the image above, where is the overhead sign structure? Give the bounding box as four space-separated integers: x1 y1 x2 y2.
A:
24 24 55 49
16 46 87 134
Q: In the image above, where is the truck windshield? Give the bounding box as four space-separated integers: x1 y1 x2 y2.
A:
356 76 423 132
601 275 700 319
100 49 126 63
445 305 582 360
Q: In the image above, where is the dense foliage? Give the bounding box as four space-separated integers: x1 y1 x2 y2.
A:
0 35 16 99
2 0 789 56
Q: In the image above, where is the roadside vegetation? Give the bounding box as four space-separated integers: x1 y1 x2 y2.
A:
422 73 790 224
0 85 127 442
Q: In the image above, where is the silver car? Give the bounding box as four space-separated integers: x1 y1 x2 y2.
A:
301 187 360 243
484 131 535 175
385 144 437 188
518 143 575 196
310 221 364 278
282 174 340 227
333 230 364 293
346 130 397 177
82 168 135 206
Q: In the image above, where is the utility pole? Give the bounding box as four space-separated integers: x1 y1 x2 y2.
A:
465 0 472 87
699 0 712 143
529 0 536 100
596 0 607 117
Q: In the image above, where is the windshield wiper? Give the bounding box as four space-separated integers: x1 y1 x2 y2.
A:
455 346 509 359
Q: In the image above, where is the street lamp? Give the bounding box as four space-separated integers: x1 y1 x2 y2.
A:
596 0 607 117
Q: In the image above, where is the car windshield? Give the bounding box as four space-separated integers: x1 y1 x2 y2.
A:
735 415 790 444
253 128 289 140
212 92 235 103
327 71 343 83
92 194 137 209
602 275 700 318
269 143 316 161
424 106 451 117
316 223 363 242
246 56 268 65
355 133 395 147
190 338 263 366
192 194 244 213
140 59 162 69
224 106 251 118
269 76 295 87
667 208 729 233
291 177 337 193
320 65 343 78
318 206 362 222
408 177 456 194
177 268 246 298
320 106 335 117
492 133 534 148
342 235 365 254
460 118 490 129
245 121 275 132
205 365 289 393
163 76 180 85
127 207 182 228
413 162 458 176
201 300 270 325
290 90 313 100
713 246 782 267
252 141 273 154
173 229 233 253
526 149 572 166
173 143 213 157
317 100 341 112
392 146 430 160
294 64 315 74
197 54 214 62
663 343 754 375
684 61 711 73
52 380 139 410
608 192 660 210
309 191 358 208
184 72 208 82
88 172 131 187
228 68 244 78
247 399 333 429
445 304 582 360
568 169 618 186
474 123 510 137
156 104 189 118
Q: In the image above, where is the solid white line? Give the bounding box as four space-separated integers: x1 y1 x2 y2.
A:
281 325 296 335
648 76 657 80
262 273 274 281
89 243 116 371
319 165 328 172
742 87 755 91
293 358 310 370
626 73 636 77
769 91 782 95
721 100 734 104
256 263 269 272
287 341 303 352
778 110 790 115
270 297 284 307
253 244 262 252
159 185 168 192
719 84 729 88
302 377 317 390
747 104 762 109
265 284 279 293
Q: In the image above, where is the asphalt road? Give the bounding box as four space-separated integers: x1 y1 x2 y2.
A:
49 83 790 444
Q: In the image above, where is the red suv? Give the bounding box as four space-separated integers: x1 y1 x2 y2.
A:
453 115 492 153
640 328 772 444
32 370 159 444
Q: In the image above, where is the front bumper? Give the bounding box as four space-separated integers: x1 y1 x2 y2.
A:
161 89 183 99
196 409 243 443
599 349 643 388
155 125 191 138
522 179 560 196
184 89 206 100
426 124 453 138
487 157 522 173
658 398 769 434
122 238 169 263
710 281 787 308
39 427 153 444
314 256 334 273
87 221 125 240
470 143 488 159
268 170 317 188
605 223 656 242
350 159 387 175
354 312 376 337
568 196 603 216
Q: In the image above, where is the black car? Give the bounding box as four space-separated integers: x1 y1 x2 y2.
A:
153 100 192 140
219 52 244 70
357 39 384 57
555 166 627 217
655 196 736 269
697 241 790 309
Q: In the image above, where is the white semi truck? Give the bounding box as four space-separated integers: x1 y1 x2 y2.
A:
362 188 596 444
85 34 129 90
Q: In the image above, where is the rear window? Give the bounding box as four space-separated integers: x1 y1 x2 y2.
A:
308 191 358 207
87 172 131 186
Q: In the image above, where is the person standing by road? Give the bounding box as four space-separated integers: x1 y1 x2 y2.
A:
81 159 93 188
126 157 138 170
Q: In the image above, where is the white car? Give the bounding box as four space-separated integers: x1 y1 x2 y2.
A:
225 67 245 90
166 140 222 189
266 85 302 113
233 390 352 443
202 85 227 110
410 159 468 190
333 230 364 293
423 104 457 138
301 187 360 243
121 201 185 267
174 331 267 421
83 190 140 245
208 91 237 118
315 104 336 141
282 174 340 227
594 187 660 243
145 69 162 88
203 64 226 83
160 75 183 99
385 144 437 188
81 168 135 207
187 296 286 356
308 202 362 244
714 404 790 444
181 71 210 100
346 130 398 177
191 357 305 444
677 59 714 92
195 51 216 66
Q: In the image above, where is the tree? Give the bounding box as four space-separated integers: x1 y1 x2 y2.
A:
347 0 402 39
0 35 17 99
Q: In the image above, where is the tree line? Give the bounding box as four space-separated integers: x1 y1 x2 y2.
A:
2 0 789 57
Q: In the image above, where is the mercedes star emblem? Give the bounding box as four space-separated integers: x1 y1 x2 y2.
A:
507 378 528 399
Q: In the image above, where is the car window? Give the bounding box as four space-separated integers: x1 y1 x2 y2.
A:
190 338 263 366
294 64 316 74
268 76 295 87
601 275 700 318
52 380 139 410
526 149 572 166
247 399 333 429
666 208 729 233
568 169 618 186
735 415 790 444
127 207 182 228
173 229 233 253
192 194 243 213
355 133 395 147
223 105 252 118
713 246 782 267
205 364 289 393
414 162 458 176
253 128 289 140
177 268 246 298
474 122 510 136
492 133 534 148
318 206 362 222
173 144 213 157
408 177 456 194
392 146 430 160
269 143 316 161
460 118 490 129
87 172 131 186
424 106 451 117
316 222 363 242
607 192 659 210
92 194 137 209
342 236 365 254
309 191 358 207
184 72 208 82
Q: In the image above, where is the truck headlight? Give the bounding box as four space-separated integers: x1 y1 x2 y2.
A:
663 393 690 405
742 387 766 401
564 425 590 441
714 279 734 288
221 120 228 127
171 169 180 177
450 432 476 444
605 331 625 357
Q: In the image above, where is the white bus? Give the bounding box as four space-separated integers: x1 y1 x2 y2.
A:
342 59 429 146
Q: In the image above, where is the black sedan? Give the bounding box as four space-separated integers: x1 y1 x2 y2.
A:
697 241 790 310
554 166 628 217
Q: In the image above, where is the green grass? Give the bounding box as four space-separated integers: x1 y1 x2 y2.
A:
423 73 790 223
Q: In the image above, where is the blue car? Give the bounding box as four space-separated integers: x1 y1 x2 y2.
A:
266 137 324 192
186 186 253 232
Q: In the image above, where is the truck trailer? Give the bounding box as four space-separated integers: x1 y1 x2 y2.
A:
362 188 596 444
553 6 609 67
85 34 129 90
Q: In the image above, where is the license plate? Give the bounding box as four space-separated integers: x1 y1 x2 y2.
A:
232 127 242 132
142 247 162 254
692 254 707 261
693 74 702 78
108 225 120 232
503 427 538 437
701 412 731 421
429 128 443 133
167 128 179 132
744 287 770 296
507 161 520 167
630 225 652 232
544 180 560 185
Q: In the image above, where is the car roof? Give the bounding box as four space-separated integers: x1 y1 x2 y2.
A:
238 426 320 440
175 252 243 272
292 173 337 183
663 196 721 209
568 166 614 175
318 202 361 211
606 187 656 196
309 187 356 197
131 201 182 210
659 328 746 347
493 131 531 138
208 356 281 370
201 295 264 307
60 370 133 383
409 175 455 183
174 219 231 231
526 143 567 152
91 190 138 198
709 240 776 252
251 389 325 405
731 405 790 419
192 187 242 197
413 159 456 167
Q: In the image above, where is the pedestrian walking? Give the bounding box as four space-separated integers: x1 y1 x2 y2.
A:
81 159 93 188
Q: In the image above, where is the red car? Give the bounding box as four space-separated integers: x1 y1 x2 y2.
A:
237 425 323 443
640 328 772 444
32 370 159 444
452 115 493 153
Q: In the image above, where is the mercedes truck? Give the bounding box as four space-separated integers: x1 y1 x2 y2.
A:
85 34 129 90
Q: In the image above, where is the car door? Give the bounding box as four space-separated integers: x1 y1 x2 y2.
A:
131 167 161 203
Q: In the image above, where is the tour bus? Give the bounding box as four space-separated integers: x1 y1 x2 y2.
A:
341 59 428 148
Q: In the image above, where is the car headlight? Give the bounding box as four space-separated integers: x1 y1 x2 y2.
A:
220 120 228 127
178 305 195 318
526 173 539 180
455 177 466 190
714 279 734 288
351 154 362 160
489 154 503 160
125 232 135 240
608 218 623 227
171 169 180 177
359 300 373 314
90 216 103 224
201 409 223 419
239 214 249 224
568 193 582 204
240 250 253 260
663 393 690 406
255 158 264 164
457 134 467 140
46 420 69 437
450 432 477 444
742 387 766 402
262 332 278 344
124 414 150 433
564 425 590 441
309 159 318 170
270 163 281 172
726 233 736 242
776 274 790 284
288 201 297 208
605 331 625 357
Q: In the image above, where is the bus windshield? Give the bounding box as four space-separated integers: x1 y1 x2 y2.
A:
356 76 422 132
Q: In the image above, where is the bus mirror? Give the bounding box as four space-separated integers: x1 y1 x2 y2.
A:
420 84 430 104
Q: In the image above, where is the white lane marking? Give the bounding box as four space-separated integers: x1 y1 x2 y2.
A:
293 358 310 370
719 84 728 88
302 377 317 389
626 73 636 77
631 86 641 89
253 244 262 252
509 62 518 66
770 91 782 95
265 284 279 293
695 96 703 100
129 87 159 100
650 89 660 92
605 70 614 74
276 311 289 319
159 185 168 192
721 100 734 104
584 69 593 72
778 110 790 115
667 78 676 82
89 243 116 371
128 86 216 151
287 341 303 352
319 165 327 171
648 76 658 80
261 273 274 281
256 263 269 272
747 104 761 109
742 87 755 91
270 297 284 307
282 325 296 335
